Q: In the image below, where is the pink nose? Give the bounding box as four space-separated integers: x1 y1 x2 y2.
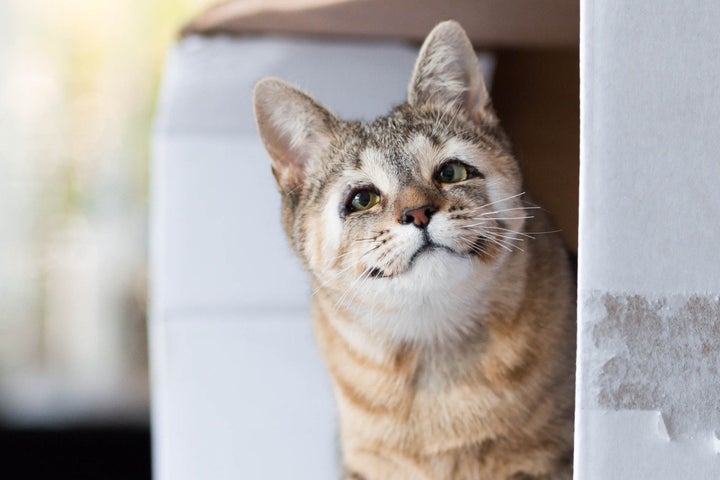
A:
399 205 438 228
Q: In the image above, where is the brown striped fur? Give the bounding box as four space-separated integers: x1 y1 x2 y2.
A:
253 21 575 480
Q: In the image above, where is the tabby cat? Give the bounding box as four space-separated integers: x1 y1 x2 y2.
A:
253 20 575 480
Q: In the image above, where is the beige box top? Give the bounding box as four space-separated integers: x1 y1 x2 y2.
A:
183 0 579 48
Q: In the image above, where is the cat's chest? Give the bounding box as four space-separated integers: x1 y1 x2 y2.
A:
327 340 505 450
335 368 509 458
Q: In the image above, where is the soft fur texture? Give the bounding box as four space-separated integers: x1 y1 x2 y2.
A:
253 21 576 480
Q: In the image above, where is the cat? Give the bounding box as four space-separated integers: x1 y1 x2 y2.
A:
253 20 575 480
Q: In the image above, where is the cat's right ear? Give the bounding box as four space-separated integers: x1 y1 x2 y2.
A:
253 78 337 193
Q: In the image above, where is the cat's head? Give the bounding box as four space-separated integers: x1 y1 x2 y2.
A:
254 21 528 343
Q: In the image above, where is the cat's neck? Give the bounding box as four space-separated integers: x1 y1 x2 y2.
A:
311 246 530 377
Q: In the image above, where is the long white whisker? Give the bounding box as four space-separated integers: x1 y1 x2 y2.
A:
525 229 563 235
333 266 375 313
480 206 541 216
481 227 536 239
460 215 534 229
481 234 517 253
476 191 526 210
477 215 535 221
486 232 525 242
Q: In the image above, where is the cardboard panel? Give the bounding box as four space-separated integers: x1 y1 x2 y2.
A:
577 1 720 478
150 312 337 480
492 50 579 252
183 0 579 48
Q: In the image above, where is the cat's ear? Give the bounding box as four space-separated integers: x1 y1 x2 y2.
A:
253 78 337 192
408 21 495 124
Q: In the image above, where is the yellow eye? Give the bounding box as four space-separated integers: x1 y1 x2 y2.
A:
349 189 380 212
436 161 468 183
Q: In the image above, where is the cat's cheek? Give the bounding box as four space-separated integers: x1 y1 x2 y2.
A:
426 215 464 251
314 192 345 270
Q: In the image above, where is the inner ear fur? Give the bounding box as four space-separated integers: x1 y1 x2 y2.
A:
253 78 337 193
408 20 495 124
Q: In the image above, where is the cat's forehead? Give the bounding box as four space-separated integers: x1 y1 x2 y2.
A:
339 108 483 174
341 108 452 167
358 105 498 152
357 132 440 183
363 106 443 147
317 105 513 198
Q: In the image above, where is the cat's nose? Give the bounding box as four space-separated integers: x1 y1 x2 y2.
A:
399 205 438 228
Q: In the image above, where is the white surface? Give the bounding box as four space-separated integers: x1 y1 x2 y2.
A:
150 35 494 480
152 137 309 313
577 410 720 480
150 313 337 480
579 0 720 296
577 1 720 478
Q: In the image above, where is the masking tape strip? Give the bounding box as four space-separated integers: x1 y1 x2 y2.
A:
579 291 720 438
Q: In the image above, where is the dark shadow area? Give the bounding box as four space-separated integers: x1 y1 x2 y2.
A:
0 426 151 480
492 49 580 253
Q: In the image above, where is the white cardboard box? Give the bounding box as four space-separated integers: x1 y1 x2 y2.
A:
576 0 720 478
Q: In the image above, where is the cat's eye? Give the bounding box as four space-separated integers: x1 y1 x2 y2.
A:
435 160 483 184
347 189 381 213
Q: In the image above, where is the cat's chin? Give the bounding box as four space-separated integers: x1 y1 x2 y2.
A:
352 247 496 345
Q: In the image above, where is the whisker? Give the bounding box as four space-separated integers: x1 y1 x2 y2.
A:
487 226 563 237
312 259 360 294
315 240 390 296
525 229 563 235
481 227 537 239
457 233 492 257
460 215 534 228
355 231 389 243
475 215 535 221
480 206 541 216
333 265 375 313
486 232 525 242
476 191 527 210
480 233 520 253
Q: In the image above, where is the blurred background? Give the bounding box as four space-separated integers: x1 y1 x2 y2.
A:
0 0 212 477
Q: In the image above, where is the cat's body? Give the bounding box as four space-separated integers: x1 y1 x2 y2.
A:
253 21 575 480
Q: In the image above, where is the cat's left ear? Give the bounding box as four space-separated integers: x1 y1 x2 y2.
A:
253 78 337 193
408 21 496 125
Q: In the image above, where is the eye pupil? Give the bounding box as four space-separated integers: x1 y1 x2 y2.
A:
441 164 456 181
348 188 380 213
437 161 468 183
357 190 370 207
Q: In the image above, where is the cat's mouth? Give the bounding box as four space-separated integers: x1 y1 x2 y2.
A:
409 242 454 265
368 241 458 279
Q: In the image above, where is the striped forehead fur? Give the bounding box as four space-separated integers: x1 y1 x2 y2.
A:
297 101 512 210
